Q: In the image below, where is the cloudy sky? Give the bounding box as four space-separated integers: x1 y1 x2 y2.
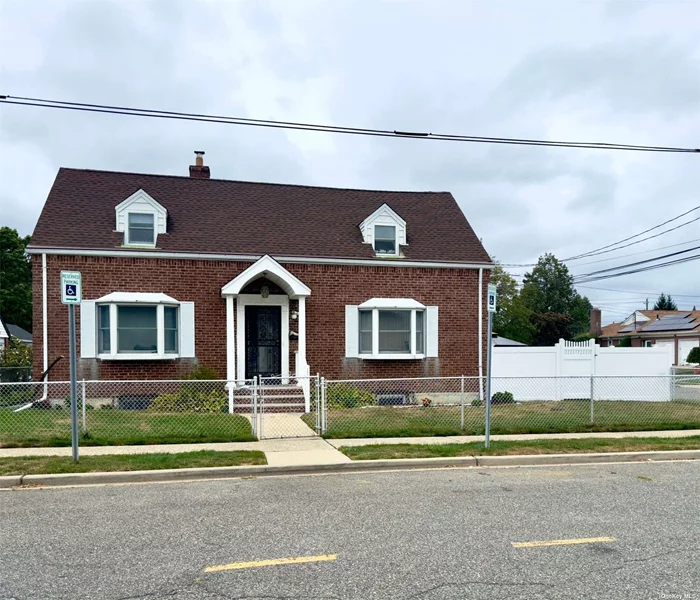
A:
2 0 700 323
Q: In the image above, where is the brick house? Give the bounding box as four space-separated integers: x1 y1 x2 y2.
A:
28 154 493 402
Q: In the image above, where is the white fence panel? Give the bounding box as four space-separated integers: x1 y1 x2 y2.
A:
492 339 673 401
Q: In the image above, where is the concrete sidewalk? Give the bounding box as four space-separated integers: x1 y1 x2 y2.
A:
1 429 698 466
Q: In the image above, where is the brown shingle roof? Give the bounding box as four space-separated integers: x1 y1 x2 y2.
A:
30 168 492 264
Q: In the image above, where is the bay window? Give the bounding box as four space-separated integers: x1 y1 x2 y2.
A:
346 299 437 359
98 304 178 357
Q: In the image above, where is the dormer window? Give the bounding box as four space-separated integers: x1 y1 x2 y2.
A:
374 225 397 255
128 213 155 245
115 189 167 248
359 203 407 258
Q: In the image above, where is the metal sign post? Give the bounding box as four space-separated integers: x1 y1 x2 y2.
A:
485 283 497 449
61 271 82 462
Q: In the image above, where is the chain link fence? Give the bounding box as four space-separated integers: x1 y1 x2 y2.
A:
0 366 32 383
2 375 699 448
315 375 700 439
0 376 321 448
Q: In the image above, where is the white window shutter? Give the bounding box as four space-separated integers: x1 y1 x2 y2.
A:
80 301 96 358
345 305 359 358
180 302 196 358
426 306 438 357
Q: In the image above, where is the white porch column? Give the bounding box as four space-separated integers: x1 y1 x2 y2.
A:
298 296 306 369
226 295 236 383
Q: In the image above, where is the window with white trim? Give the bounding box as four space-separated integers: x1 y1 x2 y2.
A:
355 306 429 358
127 213 155 245
374 225 397 255
97 304 179 357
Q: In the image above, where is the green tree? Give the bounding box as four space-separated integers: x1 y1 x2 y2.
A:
0 227 32 331
653 293 678 311
529 312 573 346
490 264 534 344
520 254 592 339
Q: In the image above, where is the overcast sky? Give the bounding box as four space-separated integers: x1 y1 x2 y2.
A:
2 0 700 323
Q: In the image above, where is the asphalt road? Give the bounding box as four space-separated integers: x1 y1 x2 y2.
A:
0 461 698 600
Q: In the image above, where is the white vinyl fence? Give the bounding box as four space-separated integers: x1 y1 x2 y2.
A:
492 339 674 401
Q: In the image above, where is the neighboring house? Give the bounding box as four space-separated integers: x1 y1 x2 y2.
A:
0 316 8 351
28 153 493 396
594 308 700 365
6 324 32 347
493 335 526 347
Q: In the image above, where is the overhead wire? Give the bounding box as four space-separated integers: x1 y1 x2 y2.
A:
2 94 700 153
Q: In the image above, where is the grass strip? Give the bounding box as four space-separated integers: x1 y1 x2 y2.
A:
339 435 700 460
302 400 700 439
0 409 256 448
0 450 266 476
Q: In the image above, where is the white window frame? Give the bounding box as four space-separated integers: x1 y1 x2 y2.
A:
373 225 398 256
358 308 425 359
97 303 180 360
644 340 654 348
126 212 156 246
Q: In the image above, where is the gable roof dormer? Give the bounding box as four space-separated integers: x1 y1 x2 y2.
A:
115 189 167 247
359 203 407 256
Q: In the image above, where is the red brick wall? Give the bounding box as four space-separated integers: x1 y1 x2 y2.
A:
33 255 490 381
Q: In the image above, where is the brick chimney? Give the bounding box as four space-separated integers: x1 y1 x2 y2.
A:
590 308 602 337
189 151 210 179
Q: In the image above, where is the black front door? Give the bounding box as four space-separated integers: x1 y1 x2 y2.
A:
245 306 282 379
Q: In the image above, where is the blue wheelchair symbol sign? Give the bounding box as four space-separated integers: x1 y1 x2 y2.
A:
65 284 77 297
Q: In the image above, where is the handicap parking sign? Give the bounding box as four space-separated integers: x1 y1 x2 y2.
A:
61 271 82 304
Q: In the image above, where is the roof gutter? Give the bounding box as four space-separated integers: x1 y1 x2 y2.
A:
26 247 495 270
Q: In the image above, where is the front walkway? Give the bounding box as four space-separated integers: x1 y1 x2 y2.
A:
243 413 318 439
1 429 698 466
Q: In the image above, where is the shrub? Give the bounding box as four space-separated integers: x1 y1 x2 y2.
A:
471 398 482 407
150 389 227 413
184 364 219 380
63 396 95 410
686 347 700 365
326 384 375 409
491 391 515 404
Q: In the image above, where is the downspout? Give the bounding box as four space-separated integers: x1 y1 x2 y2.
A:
41 253 48 400
478 268 484 401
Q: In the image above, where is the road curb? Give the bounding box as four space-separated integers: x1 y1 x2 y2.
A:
474 449 700 467
3 450 698 488
0 475 23 488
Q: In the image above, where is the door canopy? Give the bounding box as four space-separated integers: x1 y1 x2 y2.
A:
221 255 311 299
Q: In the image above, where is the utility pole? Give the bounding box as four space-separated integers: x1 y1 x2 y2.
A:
646 298 649 310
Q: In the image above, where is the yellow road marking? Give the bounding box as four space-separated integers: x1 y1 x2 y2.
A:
205 554 337 572
512 537 616 548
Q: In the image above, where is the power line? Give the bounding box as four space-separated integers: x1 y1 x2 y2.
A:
573 243 700 280
574 251 700 283
502 211 700 268
2 94 700 153
571 237 700 267
578 285 700 298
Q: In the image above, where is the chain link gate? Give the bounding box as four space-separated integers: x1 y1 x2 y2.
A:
251 375 321 439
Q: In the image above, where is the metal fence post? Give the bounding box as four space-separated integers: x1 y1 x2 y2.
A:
460 375 465 430
589 375 595 425
252 376 258 439
81 379 87 434
315 374 321 433
321 377 327 434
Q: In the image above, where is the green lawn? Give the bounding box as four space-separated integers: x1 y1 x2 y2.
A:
0 450 266 476
0 409 255 448
340 435 700 460
302 400 700 439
